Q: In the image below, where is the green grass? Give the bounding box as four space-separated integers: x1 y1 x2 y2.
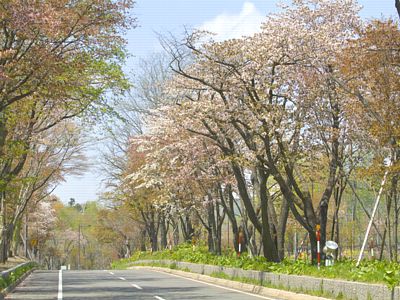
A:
0 262 37 290
112 243 400 289
209 271 341 299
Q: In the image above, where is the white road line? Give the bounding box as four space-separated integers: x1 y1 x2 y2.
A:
109 272 114 275
131 283 143 290
57 270 63 300
118 277 126 281
154 296 166 300
151 270 276 300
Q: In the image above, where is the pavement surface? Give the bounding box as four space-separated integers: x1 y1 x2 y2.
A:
4 269 280 300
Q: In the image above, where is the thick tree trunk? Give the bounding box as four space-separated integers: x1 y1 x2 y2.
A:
225 185 239 251
142 211 159 252
277 196 289 260
231 163 261 233
214 202 223 255
140 229 146 251
268 164 317 262
180 214 194 243
258 168 280 262
396 0 400 19
149 224 158 252
318 154 339 259
309 229 318 263
207 200 216 253
172 219 180 246
159 214 168 250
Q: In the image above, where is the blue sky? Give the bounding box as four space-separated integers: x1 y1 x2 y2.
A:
53 0 398 204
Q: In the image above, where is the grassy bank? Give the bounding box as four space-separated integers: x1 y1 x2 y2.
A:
0 261 37 290
112 243 400 289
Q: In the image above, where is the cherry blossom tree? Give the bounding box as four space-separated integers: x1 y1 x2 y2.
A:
156 0 362 262
0 121 86 262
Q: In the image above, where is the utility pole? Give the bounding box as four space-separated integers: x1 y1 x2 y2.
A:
78 224 81 270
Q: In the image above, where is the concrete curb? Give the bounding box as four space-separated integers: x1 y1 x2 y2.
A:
130 266 329 300
0 266 36 300
131 260 400 300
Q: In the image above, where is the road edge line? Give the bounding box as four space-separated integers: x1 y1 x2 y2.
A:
137 266 329 300
57 270 62 300
148 268 276 300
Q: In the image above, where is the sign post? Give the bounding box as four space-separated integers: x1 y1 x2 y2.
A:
316 224 321 270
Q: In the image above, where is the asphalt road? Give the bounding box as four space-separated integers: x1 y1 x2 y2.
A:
5 269 279 300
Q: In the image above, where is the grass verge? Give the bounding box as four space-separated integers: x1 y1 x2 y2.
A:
112 243 400 289
0 261 37 291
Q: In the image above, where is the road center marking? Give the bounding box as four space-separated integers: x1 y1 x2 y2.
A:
109 272 114 275
57 270 62 300
118 277 126 281
154 296 166 300
131 283 143 290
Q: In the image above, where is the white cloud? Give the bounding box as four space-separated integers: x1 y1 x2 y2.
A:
198 2 264 41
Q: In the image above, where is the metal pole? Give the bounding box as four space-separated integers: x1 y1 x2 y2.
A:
78 224 81 270
356 170 389 267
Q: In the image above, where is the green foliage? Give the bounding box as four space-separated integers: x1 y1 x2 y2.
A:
112 245 400 288
0 262 37 290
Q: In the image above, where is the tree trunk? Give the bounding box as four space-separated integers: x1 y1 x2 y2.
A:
124 238 131 258
217 183 239 251
24 214 28 258
207 200 216 253
225 185 239 251
172 219 180 246
379 221 387 260
0 192 7 263
140 229 146 251
0 115 7 158
12 221 21 257
180 214 194 243
231 163 261 233
159 214 168 250
309 228 318 263
391 172 399 262
331 185 344 259
258 168 280 262
149 224 158 252
387 193 393 261
277 196 289 260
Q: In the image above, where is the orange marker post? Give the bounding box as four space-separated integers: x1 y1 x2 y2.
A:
316 224 321 270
